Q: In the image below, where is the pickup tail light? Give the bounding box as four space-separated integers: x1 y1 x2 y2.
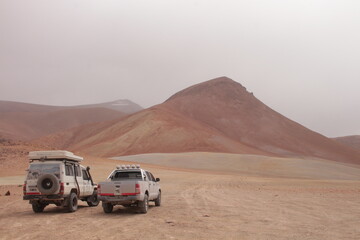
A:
135 184 140 195
59 182 64 195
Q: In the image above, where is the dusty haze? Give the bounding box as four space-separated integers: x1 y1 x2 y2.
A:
1 0 360 137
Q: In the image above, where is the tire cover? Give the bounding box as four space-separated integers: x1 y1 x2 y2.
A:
37 174 59 195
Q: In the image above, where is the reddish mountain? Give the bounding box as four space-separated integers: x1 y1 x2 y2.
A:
0 99 142 140
41 77 360 164
39 107 269 157
333 135 360 151
161 77 360 164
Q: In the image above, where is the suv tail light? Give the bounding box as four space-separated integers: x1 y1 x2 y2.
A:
23 182 26 195
135 184 140 195
59 182 64 195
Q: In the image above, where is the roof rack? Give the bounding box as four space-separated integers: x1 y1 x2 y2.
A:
28 150 83 162
116 164 140 170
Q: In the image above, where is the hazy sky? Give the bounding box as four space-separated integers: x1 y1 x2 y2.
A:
1 0 359 137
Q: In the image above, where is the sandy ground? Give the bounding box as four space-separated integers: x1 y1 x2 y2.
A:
114 152 360 180
1 154 360 240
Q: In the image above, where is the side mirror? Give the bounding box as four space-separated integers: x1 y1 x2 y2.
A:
86 166 90 171
156 178 160 182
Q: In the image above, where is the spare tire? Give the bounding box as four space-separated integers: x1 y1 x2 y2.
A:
37 174 59 195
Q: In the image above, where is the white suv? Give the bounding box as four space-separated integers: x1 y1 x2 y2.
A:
23 151 99 213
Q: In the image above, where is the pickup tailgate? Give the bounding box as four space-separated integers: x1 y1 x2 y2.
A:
99 180 139 196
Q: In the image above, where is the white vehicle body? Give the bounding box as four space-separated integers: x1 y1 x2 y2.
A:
23 151 99 213
98 165 161 214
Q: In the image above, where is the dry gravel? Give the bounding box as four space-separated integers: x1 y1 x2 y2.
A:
1 158 360 240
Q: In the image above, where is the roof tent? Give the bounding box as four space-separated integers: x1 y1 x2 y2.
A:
28 150 83 162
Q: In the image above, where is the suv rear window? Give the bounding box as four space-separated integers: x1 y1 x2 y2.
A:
112 171 142 180
27 163 60 180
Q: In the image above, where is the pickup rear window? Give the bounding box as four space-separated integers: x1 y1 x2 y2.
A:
112 171 142 180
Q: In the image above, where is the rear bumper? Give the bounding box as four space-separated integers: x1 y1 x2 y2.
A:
23 194 66 200
99 194 143 204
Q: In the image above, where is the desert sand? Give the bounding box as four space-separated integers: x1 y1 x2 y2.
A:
1 153 360 240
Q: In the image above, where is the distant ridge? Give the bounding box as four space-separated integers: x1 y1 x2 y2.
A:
0 99 143 140
333 135 360 151
0 99 143 114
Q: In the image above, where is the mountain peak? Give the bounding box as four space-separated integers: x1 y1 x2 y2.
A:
166 76 250 103
207 76 237 83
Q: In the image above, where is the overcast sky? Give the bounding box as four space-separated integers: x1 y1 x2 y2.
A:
0 0 359 137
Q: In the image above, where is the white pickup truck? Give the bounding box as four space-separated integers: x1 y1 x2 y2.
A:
98 165 161 214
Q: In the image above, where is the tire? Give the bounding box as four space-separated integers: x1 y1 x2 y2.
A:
155 191 161 207
87 192 99 207
37 174 59 195
32 201 46 213
67 192 78 212
138 194 149 214
102 202 113 213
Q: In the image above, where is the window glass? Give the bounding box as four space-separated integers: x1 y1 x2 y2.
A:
75 166 81 177
112 171 142 181
65 165 74 176
149 172 156 181
27 164 60 180
82 170 89 180
145 171 154 181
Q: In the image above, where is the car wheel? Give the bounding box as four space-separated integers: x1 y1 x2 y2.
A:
87 192 99 207
138 194 149 214
32 201 46 213
155 191 161 207
67 192 78 212
102 202 113 213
